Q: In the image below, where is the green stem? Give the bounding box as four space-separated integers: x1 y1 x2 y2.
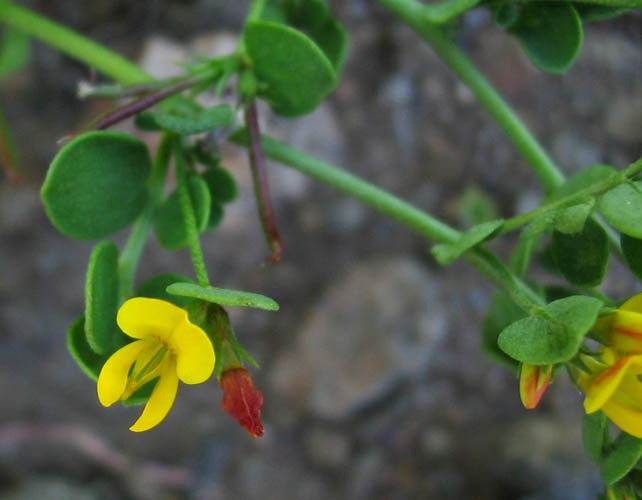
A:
0 1 149 84
173 137 210 287
118 133 173 298
230 132 544 309
378 0 564 193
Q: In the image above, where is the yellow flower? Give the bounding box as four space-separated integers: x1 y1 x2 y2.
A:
594 293 642 353
97 297 215 432
579 348 642 438
519 363 553 409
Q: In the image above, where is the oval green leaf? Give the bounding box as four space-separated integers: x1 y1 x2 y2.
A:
244 20 337 116
582 411 607 463
601 432 642 485
202 166 238 204
554 203 593 234
135 272 196 308
431 219 504 265
67 316 108 381
153 177 211 250
552 217 609 287
167 282 279 311
600 182 642 238
85 240 127 354
498 295 603 364
41 131 151 239
482 293 524 370
134 104 235 135
509 2 583 75
622 234 642 282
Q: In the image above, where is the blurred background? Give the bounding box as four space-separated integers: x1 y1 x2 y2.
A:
0 1 640 499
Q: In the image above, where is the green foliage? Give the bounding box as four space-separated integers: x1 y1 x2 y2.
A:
67 316 109 381
423 0 482 24
41 131 151 239
457 186 499 227
482 293 523 369
601 433 642 485
621 234 642 282
552 218 609 287
583 411 608 462
498 295 603 364
431 219 504 265
134 104 235 135
0 26 30 77
554 202 593 234
85 241 126 354
550 165 616 200
201 165 237 229
135 273 195 308
167 282 279 311
508 2 583 75
153 176 211 250
600 182 642 239
244 20 337 116
575 4 630 22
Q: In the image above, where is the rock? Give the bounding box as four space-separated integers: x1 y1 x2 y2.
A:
2 476 102 500
606 94 642 145
270 257 447 419
303 427 351 468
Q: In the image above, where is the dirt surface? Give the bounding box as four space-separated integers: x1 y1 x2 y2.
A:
0 1 641 499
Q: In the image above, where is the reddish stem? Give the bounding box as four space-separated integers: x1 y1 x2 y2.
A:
245 101 282 263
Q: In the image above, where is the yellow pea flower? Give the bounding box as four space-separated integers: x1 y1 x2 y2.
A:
594 293 642 353
97 297 215 432
579 348 642 438
519 363 553 409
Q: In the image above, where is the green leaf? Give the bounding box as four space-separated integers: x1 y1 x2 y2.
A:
0 27 30 77
554 202 593 234
601 432 642 485
482 293 524 370
600 182 642 239
583 411 607 462
457 186 499 228
85 241 126 354
41 131 151 240
306 17 348 71
206 202 224 230
134 104 235 135
153 177 211 250
121 379 158 407
244 20 337 116
284 0 329 31
167 282 279 311
622 234 642 282
201 166 238 204
423 0 482 23
67 316 108 381
552 217 609 287
509 2 583 75
493 3 519 29
575 4 630 22
550 164 616 201
135 273 195 308
431 219 504 265
498 295 603 364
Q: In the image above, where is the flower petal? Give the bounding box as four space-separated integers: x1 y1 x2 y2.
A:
97 340 147 407
584 355 642 413
619 293 642 313
602 398 642 438
117 297 186 341
168 319 215 384
129 357 179 432
607 310 642 353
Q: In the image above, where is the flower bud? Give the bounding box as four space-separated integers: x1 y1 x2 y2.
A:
519 363 553 409
220 367 264 438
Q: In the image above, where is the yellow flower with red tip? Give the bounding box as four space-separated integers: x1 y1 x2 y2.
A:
593 293 642 353
519 363 553 409
97 297 215 432
579 348 642 438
